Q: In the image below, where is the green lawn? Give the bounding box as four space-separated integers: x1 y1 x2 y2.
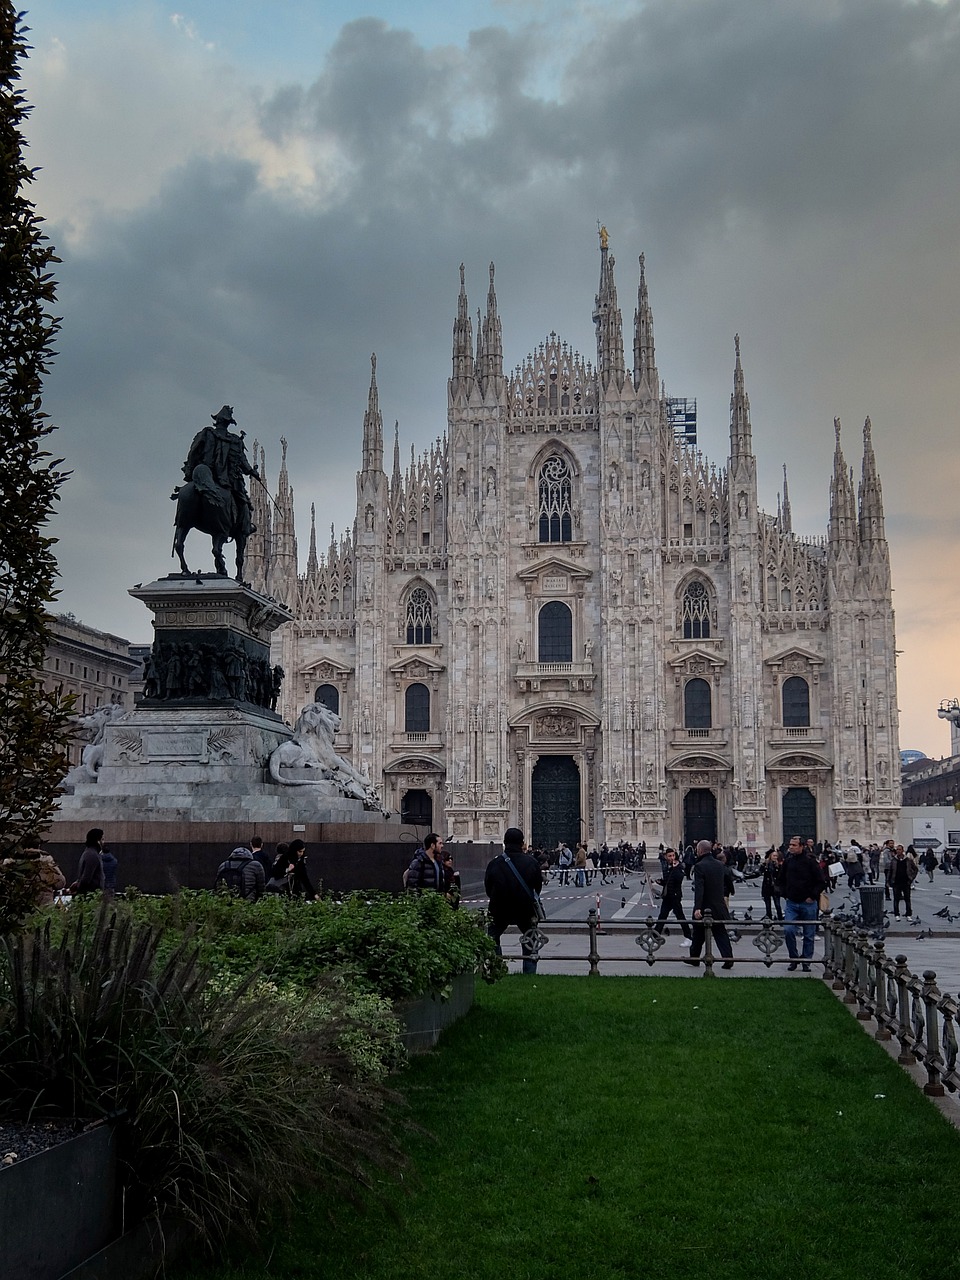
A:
180 977 960 1280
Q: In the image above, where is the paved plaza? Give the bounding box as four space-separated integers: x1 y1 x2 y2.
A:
467 863 960 993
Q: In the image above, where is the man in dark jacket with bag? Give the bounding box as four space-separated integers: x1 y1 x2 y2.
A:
485 827 544 974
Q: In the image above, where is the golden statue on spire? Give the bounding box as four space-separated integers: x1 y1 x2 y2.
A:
598 223 609 250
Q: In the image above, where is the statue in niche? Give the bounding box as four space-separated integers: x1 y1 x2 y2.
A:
517 637 526 661
737 491 748 519
584 637 594 660
364 505 375 531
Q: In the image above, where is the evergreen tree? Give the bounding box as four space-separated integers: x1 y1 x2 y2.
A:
0 5 72 856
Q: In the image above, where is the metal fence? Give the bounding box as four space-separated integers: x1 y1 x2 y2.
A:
823 918 960 1099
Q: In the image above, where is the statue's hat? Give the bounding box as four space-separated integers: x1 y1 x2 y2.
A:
212 405 236 426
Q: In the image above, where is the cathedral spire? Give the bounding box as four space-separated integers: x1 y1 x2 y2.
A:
858 416 886 546
592 225 626 393
306 502 319 578
361 353 383 474
391 420 401 490
450 262 474 391
633 253 658 394
729 334 753 459
828 417 857 551
781 464 792 535
479 261 504 397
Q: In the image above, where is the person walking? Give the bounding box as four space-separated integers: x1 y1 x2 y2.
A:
760 849 784 920
71 829 105 897
574 841 587 888
684 840 734 969
921 848 939 884
654 848 692 940
484 828 544 974
777 835 826 972
404 832 446 893
890 844 918 918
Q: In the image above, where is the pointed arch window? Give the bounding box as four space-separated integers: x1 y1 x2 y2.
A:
682 580 711 639
538 455 572 543
405 586 433 645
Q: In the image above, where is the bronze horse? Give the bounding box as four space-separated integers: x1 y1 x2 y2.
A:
172 463 248 580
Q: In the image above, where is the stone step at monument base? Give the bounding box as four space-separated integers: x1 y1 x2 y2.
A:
57 782 388 826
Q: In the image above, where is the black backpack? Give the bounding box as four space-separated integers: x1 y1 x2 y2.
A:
215 856 247 896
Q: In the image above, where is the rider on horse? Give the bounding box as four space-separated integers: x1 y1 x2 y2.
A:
172 405 260 578
180 405 258 537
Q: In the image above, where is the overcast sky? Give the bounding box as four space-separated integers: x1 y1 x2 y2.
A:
21 0 960 755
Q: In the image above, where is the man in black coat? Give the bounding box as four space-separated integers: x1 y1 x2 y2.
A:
485 827 544 974
685 839 734 968
654 847 692 940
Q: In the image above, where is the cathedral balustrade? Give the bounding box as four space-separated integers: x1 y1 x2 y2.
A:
671 727 728 748
768 725 826 746
393 731 444 749
514 660 596 693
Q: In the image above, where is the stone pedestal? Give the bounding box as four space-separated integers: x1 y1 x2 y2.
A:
55 577 392 834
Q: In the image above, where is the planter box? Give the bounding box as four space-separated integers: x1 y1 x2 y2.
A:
394 970 476 1053
0 1124 118 1280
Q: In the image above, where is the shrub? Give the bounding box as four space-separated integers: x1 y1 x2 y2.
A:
87 889 504 1000
0 903 407 1251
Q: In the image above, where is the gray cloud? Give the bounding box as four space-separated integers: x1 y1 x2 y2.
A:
28 0 960 751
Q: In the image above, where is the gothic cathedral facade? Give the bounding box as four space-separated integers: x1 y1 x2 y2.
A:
246 237 901 850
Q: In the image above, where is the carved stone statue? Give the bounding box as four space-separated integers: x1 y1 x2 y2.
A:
60 704 127 788
171 405 260 579
267 702 387 813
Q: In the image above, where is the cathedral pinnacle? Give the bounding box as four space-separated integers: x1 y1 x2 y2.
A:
361 352 384 474
450 263 475 394
633 252 658 393
781 464 792 535
858 415 886 547
593 228 625 392
478 261 504 398
828 416 857 551
729 334 753 459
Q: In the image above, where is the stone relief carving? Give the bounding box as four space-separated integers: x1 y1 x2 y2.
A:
535 713 576 738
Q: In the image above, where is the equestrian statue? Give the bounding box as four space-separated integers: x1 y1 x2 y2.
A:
171 405 259 579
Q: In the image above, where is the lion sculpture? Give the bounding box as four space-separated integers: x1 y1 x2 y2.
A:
268 702 387 813
60 704 127 789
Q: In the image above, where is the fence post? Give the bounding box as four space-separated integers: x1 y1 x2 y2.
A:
855 930 872 1021
893 955 916 1066
587 907 600 976
872 941 892 1042
921 971 946 1097
841 923 857 1004
702 911 716 978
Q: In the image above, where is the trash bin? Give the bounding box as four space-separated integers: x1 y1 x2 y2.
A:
859 883 885 927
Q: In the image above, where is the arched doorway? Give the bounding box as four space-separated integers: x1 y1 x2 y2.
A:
683 788 717 848
531 755 581 852
782 787 816 844
401 788 433 829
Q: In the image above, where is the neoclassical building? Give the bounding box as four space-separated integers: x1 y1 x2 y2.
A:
246 236 901 850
